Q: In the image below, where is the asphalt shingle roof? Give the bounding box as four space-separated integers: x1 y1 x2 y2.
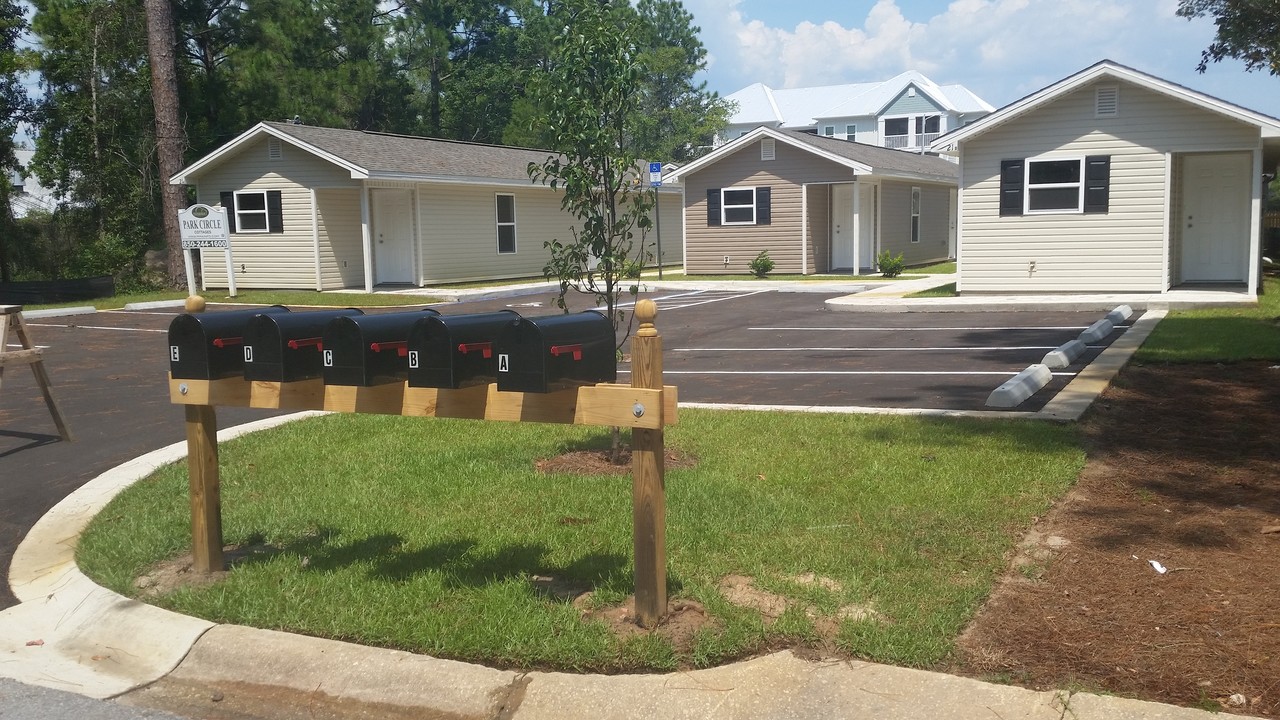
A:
775 129 959 180
265 122 560 181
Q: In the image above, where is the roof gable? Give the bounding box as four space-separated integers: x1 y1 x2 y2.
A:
932 60 1280 152
172 122 562 186
667 126 958 184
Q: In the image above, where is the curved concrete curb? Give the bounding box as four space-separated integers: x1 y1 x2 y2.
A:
1 412 325 699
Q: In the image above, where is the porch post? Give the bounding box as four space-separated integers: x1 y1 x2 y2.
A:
801 184 808 275
852 179 861 274
361 185 374 293
1250 147 1263 297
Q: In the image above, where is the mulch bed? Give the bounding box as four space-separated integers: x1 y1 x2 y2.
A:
953 361 1280 716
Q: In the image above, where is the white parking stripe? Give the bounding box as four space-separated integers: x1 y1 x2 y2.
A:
618 369 1078 377
750 325 1094 331
28 323 167 333
673 346 1100 352
619 289 774 311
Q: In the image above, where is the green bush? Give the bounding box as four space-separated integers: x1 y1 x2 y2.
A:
747 250 775 278
877 251 905 278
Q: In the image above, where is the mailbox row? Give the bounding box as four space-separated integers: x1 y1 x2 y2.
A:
168 306 617 393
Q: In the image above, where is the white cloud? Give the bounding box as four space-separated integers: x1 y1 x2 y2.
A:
682 0 1280 116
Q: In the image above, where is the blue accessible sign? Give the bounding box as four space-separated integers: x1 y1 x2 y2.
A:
649 162 662 187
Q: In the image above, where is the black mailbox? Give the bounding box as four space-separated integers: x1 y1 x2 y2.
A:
495 310 616 393
321 309 440 386
243 308 364 382
169 306 290 380
407 310 520 389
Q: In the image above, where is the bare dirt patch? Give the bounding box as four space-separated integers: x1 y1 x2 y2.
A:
576 594 717 657
535 445 697 475
953 361 1280 717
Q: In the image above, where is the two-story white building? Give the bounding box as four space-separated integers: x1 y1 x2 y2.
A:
719 71 994 153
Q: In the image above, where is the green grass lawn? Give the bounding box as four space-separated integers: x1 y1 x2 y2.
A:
1137 276 1280 362
78 410 1081 672
907 282 957 298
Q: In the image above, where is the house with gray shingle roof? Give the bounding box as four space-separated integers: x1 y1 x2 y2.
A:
666 126 958 275
719 71 993 152
170 121 683 292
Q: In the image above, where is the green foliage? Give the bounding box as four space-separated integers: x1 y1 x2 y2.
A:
525 0 654 346
1177 0 1280 75
747 250 775 278
1138 276 1280 362
878 251 906 278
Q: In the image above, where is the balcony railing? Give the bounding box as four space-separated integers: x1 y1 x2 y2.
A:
884 132 942 150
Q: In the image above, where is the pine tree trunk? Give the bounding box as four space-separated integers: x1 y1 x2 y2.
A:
144 0 188 289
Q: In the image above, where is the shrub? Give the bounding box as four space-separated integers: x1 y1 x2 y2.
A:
748 250 775 278
877 250 905 278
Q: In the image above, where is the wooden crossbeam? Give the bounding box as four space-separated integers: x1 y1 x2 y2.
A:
1 305 72 442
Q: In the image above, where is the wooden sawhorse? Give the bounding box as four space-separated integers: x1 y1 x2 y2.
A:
1 305 73 441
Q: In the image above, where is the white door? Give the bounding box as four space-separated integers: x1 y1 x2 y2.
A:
831 184 855 270
372 189 415 284
1180 153 1250 283
858 183 876 270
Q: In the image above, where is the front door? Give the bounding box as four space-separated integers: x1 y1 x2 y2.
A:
372 189 415 284
1180 153 1250 283
831 184 855 270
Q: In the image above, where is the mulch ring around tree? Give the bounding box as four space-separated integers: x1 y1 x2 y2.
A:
951 361 1280 717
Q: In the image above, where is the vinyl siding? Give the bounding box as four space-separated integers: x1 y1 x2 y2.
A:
196 135 356 289
884 89 944 116
683 140 854 274
879 181 952 266
315 189 364 289
643 191 684 268
958 79 1261 293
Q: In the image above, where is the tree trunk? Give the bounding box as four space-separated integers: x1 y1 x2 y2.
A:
145 0 188 289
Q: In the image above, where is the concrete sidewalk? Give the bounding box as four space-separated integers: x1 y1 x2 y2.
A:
1 411 1263 720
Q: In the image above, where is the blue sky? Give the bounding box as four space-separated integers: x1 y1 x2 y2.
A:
680 0 1280 118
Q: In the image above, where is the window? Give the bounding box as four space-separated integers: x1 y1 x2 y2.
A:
884 118 909 137
822 126 835 136
910 187 921 243
915 115 940 134
706 187 771 227
496 194 516 253
1026 158 1083 213
845 124 857 140
999 156 1111 216
220 190 283 233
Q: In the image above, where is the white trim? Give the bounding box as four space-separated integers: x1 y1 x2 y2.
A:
495 193 518 253
680 186 689 270
170 123 369 184
360 186 373 293
801 184 808 275
852 181 861 274
720 186 757 225
666 126 873 181
310 188 321 291
1023 156 1085 214
910 186 922 243
1162 152 1172 293
931 61 1280 152
415 185 425 286
232 190 270 233
1250 146 1262 297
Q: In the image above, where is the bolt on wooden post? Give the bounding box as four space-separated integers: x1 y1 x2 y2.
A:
630 299 667 627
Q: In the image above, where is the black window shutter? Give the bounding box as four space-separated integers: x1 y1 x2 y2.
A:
267 190 284 233
756 186 771 225
1084 156 1110 214
999 160 1023 217
219 192 237 233
706 189 721 226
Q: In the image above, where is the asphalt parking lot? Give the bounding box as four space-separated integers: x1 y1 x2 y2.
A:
1 289 1136 608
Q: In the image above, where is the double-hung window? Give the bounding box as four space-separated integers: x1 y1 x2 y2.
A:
706 187 772 227
910 187 922 243
233 191 270 232
1000 156 1111 216
496 194 517 254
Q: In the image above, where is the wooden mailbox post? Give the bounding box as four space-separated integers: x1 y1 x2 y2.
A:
169 299 674 627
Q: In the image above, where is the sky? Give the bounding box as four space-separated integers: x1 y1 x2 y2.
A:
679 0 1280 119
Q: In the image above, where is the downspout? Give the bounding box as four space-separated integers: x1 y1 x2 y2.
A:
361 185 373 293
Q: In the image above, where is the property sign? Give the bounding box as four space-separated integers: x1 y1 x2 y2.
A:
649 162 662 187
178 204 230 249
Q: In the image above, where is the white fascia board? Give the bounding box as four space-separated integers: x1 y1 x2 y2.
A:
665 127 871 181
863 170 957 185
368 172 544 188
169 123 370 185
938 61 1280 149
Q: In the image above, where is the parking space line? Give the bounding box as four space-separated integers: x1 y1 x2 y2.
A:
621 289 774 311
673 345 1103 352
619 369 1078 376
28 323 167 333
749 325 1097 331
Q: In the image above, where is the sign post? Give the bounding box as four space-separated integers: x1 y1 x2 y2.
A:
178 204 236 298
649 163 663 279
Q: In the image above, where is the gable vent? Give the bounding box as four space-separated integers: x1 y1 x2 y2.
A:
268 138 282 160
1095 85 1119 117
761 138 776 161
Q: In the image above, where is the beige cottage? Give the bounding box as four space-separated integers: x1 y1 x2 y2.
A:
170 122 683 292
931 60 1280 296
666 127 959 275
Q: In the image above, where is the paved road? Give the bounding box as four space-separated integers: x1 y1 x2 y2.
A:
0 679 185 720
